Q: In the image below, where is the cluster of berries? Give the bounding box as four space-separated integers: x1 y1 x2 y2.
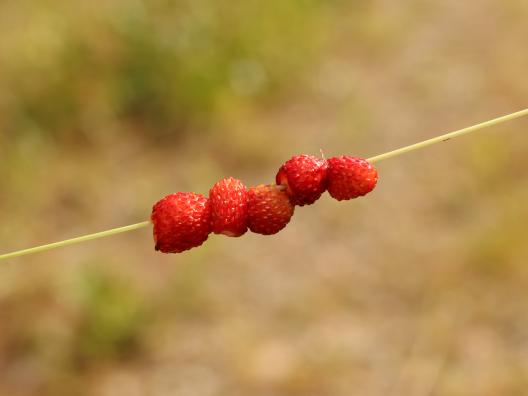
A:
151 155 378 253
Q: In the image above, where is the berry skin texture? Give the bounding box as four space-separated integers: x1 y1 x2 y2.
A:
209 177 249 237
151 192 212 253
247 184 295 235
276 154 328 206
327 156 378 201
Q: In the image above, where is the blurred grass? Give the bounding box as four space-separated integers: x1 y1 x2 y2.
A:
1 0 332 144
1 0 528 395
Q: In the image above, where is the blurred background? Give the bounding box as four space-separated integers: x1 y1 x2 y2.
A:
1 1 527 395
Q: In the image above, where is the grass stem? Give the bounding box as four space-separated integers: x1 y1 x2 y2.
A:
367 108 528 163
1 108 527 261
0 222 150 261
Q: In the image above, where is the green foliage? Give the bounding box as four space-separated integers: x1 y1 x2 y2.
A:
72 267 146 364
1 0 332 142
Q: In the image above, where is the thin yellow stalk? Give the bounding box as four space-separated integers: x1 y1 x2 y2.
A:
1 108 527 261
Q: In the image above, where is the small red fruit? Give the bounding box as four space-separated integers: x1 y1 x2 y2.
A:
327 156 378 200
276 154 328 206
247 184 295 235
209 177 249 237
151 192 212 253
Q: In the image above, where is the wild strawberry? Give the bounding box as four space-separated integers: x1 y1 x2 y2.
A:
209 177 249 237
327 156 378 200
151 192 212 253
247 184 295 235
275 154 328 206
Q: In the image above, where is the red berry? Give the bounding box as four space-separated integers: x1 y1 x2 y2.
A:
327 156 378 200
276 154 328 206
209 177 249 237
247 184 295 235
151 192 212 253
